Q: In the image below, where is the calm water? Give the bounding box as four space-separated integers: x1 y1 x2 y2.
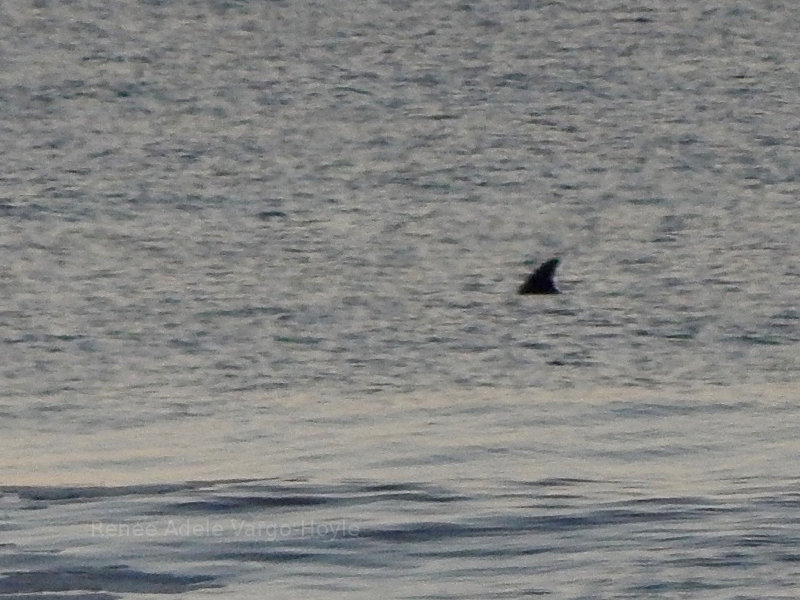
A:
1 1 799 598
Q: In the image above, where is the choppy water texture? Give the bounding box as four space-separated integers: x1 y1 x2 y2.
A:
1 1 799 598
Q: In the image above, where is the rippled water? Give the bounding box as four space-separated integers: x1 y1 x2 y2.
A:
1 0 799 598
3 386 800 598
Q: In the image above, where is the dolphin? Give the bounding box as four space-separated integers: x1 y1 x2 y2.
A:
518 257 560 294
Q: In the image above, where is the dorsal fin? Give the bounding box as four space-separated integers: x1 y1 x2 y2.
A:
518 257 560 294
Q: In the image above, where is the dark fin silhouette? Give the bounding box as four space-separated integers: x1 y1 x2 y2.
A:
518 257 560 295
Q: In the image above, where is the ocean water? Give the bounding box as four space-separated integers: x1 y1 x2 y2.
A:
1 1 799 598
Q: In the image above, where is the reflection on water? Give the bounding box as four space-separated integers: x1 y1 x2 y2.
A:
3 385 797 489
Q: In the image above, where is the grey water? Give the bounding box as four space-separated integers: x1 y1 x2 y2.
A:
1 1 799 598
